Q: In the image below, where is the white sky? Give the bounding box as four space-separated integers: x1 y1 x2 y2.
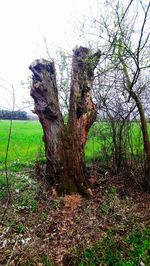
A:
1 0 148 112
0 0 99 112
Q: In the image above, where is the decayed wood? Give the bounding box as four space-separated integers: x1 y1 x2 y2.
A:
30 47 101 195
69 47 101 147
30 59 64 184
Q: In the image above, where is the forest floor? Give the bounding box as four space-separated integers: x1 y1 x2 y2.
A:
0 164 150 266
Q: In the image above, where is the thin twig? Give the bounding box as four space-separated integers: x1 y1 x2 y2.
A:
6 240 17 266
2 85 15 219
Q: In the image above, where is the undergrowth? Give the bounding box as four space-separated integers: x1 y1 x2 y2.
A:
72 227 150 266
0 169 150 265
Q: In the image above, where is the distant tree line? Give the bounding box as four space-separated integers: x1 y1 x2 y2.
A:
0 109 28 120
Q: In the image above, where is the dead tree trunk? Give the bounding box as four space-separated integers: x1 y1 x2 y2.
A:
30 47 101 195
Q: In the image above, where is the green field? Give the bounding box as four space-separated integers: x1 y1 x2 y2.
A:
0 120 44 170
0 119 148 170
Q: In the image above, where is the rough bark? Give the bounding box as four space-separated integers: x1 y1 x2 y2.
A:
30 47 101 195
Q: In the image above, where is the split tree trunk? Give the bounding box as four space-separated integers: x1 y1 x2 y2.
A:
30 46 101 195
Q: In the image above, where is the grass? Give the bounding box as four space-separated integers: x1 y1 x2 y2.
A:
0 119 149 170
85 121 147 161
0 172 39 211
73 226 150 266
0 120 44 170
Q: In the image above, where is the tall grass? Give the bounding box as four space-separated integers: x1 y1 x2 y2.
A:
85 121 147 162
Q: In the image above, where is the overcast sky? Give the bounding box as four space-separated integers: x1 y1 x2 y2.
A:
0 0 99 111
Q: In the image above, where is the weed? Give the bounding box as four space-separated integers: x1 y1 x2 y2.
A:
50 200 59 209
72 227 150 265
106 186 117 200
100 202 110 215
14 191 38 212
125 227 150 265
99 186 118 216
41 255 54 266
10 221 26 233
0 175 9 200
39 211 47 221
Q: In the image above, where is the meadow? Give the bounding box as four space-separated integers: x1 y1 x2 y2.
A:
0 119 147 171
0 120 44 170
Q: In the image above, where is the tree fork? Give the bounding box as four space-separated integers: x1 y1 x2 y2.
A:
30 46 101 195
